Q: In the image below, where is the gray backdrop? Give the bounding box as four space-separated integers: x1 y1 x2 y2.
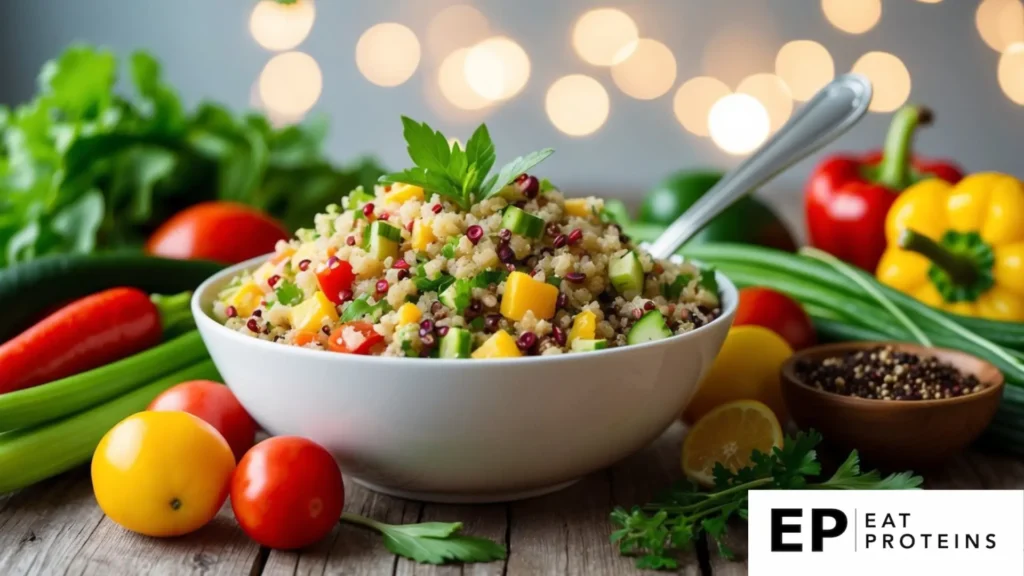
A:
0 0 1015 219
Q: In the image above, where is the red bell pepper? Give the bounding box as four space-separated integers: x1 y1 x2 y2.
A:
316 258 355 305
328 322 384 355
805 105 963 271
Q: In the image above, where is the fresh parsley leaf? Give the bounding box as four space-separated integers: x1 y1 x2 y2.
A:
697 266 719 297
447 140 469 189
340 295 391 322
662 274 692 300
463 122 495 191
539 178 556 194
379 167 463 206
441 236 460 259
400 116 451 173
471 269 506 288
482 148 555 199
546 275 562 288
340 514 507 565
274 280 304 306
413 266 457 294
817 450 923 490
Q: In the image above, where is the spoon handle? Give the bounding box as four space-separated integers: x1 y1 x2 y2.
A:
646 74 873 260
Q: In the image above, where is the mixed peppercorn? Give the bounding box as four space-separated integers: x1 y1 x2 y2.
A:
795 346 986 401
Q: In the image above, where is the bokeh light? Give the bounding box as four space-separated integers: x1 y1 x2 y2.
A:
775 40 835 101
977 0 1024 53
355 23 421 87
426 5 490 59
464 36 531 101
701 24 777 87
545 75 610 137
708 93 771 155
998 43 1024 104
673 77 731 137
249 0 315 51
737 74 793 133
572 8 639 66
821 0 882 35
259 52 323 116
611 38 677 100
438 48 492 111
852 51 912 112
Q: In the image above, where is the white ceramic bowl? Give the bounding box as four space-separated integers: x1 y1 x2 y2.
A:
192 255 737 503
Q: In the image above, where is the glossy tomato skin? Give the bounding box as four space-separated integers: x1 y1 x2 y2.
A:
328 322 384 355
146 202 289 264
734 287 816 351
231 436 345 550
148 380 258 462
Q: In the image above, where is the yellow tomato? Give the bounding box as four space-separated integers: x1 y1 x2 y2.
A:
92 411 235 537
683 326 793 424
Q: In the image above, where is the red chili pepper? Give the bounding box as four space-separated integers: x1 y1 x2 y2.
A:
805 105 963 272
0 288 161 394
316 259 356 305
327 322 384 355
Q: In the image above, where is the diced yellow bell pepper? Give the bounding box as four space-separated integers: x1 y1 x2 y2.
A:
412 219 436 252
500 271 559 321
227 282 264 317
289 291 339 333
270 246 295 265
568 309 597 343
396 302 422 326
384 183 425 204
471 330 522 359
564 198 592 218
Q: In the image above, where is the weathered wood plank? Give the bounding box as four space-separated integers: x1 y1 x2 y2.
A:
0 469 104 576
962 451 1024 489
394 504 508 576
262 478 421 576
65 499 262 576
704 525 748 576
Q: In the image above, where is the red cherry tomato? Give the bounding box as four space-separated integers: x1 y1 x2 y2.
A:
317 259 356 305
231 436 345 550
147 380 258 462
734 287 816 351
146 202 289 264
328 322 384 355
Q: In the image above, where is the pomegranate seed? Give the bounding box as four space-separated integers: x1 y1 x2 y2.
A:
553 234 568 249
468 301 483 315
246 319 260 332
519 175 540 199
406 221 415 232
514 173 529 184
499 229 512 242
298 259 311 271
432 203 443 214
565 272 586 283
644 301 656 311
362 203 375 218
268 274 281 288
397 270 410 281
420 319 435 333
380 212 390 221
556 293 568 308
327 256 341 268
517 331 537 351
225 306 237 318
338 289 354 302
498 245 514 263
252 309 263 317
437 325 450 337
376 279 389 293
322 326 331 335
484 314 502 333
466 225 484 244
393 259 410 270
505 263 517 273
552 326 567 346
567 229 583 245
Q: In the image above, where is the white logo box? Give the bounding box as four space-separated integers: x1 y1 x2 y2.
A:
748 490 1024 575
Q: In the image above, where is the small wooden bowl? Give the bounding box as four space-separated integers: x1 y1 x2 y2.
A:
781 342 1004 470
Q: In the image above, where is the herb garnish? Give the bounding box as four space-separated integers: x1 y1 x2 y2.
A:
341 514 507 564
610 430 922 569
340 294 391 323
380 117 553 210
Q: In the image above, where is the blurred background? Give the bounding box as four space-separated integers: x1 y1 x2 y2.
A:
1 0 1023 261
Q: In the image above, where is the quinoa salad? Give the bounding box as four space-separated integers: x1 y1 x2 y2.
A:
213 117 720 358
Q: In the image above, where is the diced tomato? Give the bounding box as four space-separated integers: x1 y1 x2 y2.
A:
328 322 384 355
292 331 318 347
316 260 355 305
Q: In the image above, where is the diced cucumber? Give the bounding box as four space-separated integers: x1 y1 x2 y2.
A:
571 338 608 352
439 279 471 313
609 251 645 296
366 221 402 260
626 311 672 345
370 221 402 242
440 327 472 359
501 206 545 238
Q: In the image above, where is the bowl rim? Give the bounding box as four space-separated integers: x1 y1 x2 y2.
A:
191 253 739 367
781 341 1006 409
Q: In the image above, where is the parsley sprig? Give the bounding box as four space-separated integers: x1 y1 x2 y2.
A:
610 430 923 570
341 513 507 564
380 117 554 210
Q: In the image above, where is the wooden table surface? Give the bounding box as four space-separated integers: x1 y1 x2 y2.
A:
3 422 1023 576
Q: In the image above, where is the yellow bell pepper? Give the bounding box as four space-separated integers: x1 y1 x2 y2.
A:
289 291 339 333
411 219 436 252
396 302 422 326
500 272 559 321
567 309 597 343
471 330 522 359
564 198 602 218
226 282 264 317
876 173 1024 321
384 183 425 204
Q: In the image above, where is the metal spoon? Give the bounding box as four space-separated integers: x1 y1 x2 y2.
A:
645 74 873 260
